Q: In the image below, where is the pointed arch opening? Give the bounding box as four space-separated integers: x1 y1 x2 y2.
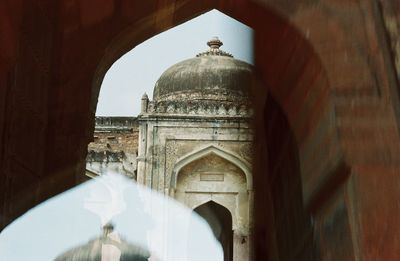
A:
193 201 233 261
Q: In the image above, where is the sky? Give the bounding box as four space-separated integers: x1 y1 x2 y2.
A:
96 9 254 116
0 10 253 261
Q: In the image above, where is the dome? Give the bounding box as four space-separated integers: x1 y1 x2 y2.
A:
153 37 254 103
55 223 150 261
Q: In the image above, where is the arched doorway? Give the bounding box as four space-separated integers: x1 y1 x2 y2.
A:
174 149 252 261
194 201 233 261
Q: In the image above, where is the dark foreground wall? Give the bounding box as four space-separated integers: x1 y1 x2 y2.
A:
1 0 400 260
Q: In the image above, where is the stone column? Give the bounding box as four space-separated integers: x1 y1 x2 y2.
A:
141 93 149 113
233 229 251 261
248 189 254 231
136 119 147 185
247 190 254 261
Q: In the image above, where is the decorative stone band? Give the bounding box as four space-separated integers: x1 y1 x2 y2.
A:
145 100 253 117
196 48 233 58
153 89 249 103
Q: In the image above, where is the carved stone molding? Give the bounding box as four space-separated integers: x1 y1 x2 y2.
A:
145 100 253 117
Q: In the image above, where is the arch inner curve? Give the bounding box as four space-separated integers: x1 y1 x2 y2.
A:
172 145 252 190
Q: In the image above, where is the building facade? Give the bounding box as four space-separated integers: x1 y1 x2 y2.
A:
87 38 255 261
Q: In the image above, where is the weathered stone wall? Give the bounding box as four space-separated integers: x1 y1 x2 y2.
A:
86 117 139 178
137 116 253 190
137 104 253 260
88 117 138 154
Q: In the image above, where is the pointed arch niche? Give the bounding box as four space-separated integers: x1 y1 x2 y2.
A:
173 146 253 261
171 145 252 191
171 146 252 228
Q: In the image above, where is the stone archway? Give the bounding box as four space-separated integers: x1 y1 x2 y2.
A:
3 1 400 260
3 2 342 258
174 151 252 261
91 2 342 218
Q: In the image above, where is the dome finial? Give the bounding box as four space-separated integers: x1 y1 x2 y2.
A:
207 37 223 49
102 222 114 237
196 37 233 57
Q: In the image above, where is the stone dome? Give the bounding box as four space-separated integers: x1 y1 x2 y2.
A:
54 223 150 261
153 37 254 103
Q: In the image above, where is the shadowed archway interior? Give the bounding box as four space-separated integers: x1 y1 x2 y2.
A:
262 94 314 260
194 201 233 261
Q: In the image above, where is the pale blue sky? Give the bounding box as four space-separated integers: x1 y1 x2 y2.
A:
96 9 253 116
0 10 253 260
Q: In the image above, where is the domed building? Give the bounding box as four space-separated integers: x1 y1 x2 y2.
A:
86 38 254 261
136 37 254 261
55 223 150 261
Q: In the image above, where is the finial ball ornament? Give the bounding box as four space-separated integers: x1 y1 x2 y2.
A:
207 37 223 49
196 37 233 57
